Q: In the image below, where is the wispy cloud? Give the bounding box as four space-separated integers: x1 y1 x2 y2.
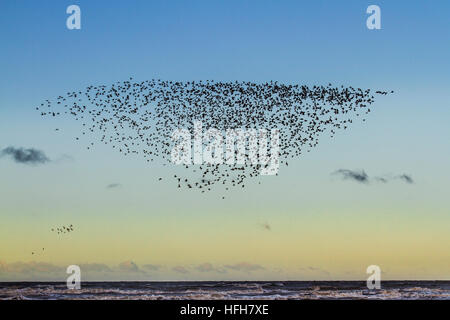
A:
224 262 264 273
0 146 50 165
54 154 74 164
117 260 142 273
396 174 414 184
106 183 122 189
143 264 162 271
0 260 269 281
0 261 65 281
195 263 226 273
374 177 388 183
332 169 414 185
0 261 62 274
195 263 214 272
0 260 151 281
172 266 189 274
299 266 331 276
332 169 369 184
79 263 112 272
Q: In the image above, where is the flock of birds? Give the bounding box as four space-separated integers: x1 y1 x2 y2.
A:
37 78 391 194
31 225 74 255
51 225 74 235
31 224 74 256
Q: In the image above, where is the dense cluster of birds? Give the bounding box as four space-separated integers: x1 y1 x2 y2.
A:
37 78 391 194
51 225 74 235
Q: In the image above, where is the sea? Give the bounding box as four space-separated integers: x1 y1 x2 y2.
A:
0 281 449 300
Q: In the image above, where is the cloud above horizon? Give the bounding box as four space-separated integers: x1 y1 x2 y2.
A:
172 266 189 274
195 263 226 273
397 174 414 184
106 183 122 189
0 146 50 165
332 169 414 185
79 263 112 273
224 262 264 273
143 264 162 271
0 260 271 281
0 260 146 281
118 260 143 273
332 169 369 183
299 266 331 276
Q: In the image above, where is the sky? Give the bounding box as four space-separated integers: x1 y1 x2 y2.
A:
0 0 449 281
